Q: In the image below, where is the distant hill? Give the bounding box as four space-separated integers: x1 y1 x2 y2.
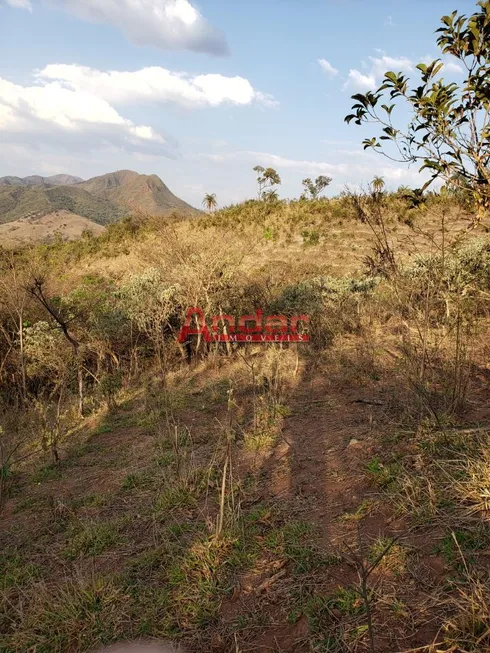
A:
0 210 106 247
0 185 126 226
77 170 196 216
0 174 83 187
0 169 198 245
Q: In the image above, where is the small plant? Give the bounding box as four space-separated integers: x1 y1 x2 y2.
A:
0 575 131 651
301 229 320 246
32 463 62 483
64 521 121 559
338 499 377 522
121 471 151 491
368 537 407 577
436 528 490 569
328 586 366 616
302 596 346 652
335 526 403 653
154 485 197 513
366 456 398 488
99 371 123 410
263 226 274 241
0 550 43 588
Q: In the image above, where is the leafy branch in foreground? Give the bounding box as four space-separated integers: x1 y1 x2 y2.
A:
345 0 490 219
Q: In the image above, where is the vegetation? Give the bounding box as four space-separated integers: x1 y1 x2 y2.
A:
202 193 218 212
0 170 196 229
346 0 490 217
300 175 332 200
1 177 490 652
0 184 126 225
253 165 282 201
1 4 490 652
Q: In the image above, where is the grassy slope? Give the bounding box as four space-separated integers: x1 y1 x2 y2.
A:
0 210 106 246
0 171 195 232
1 199 490 653
0 185 126 226
77 170 197 216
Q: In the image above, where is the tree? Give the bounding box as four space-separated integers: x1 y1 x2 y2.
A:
253 166 281 200
345 0 490 219
301 175 332 200
371 176 385 195
202 193 218 212
23 321 73 463
262 189 279 203
118 268 178 381
28 278 85 417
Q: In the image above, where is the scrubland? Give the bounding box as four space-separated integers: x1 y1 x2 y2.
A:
1 191 490 653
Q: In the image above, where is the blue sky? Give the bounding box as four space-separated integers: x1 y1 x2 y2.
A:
0 0 477 206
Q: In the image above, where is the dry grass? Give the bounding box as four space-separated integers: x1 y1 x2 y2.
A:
1 196 490 652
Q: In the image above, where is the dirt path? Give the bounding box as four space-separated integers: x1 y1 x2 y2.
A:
220 364 448 653
1 359 473 653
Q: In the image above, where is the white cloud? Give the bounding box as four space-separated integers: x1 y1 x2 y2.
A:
420 54 464 76
192 150 348 175
343 54 414 91
38 64 276 109
0 62 273 160
249 152 346 174
368 55 414 79
0 77 172 156
318 59 339 79
191 149 435 190
345 51 464 93
380 167 415 182
7 0 228 55
4 0 32 9
443 60 464 75
343 70 376 91
321 139 356 146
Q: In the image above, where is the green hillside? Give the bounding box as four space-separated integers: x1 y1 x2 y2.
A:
78 169 197 215
1 190 490 653
0 171 196 235
0 185 126 226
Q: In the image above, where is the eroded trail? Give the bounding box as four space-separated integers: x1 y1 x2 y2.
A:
1 354 483 653
222 363 447 653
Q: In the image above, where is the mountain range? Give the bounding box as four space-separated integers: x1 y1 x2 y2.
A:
0 174 83 187
0 170 197 246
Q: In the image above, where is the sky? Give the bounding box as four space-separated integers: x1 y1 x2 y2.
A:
0 0 478 207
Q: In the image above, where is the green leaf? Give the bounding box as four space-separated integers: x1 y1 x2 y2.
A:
469 20 480 40
362 138 380 150
382 126 397 138
420 174 438 192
